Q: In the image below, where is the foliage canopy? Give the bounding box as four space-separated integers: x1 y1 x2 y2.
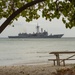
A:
0 0 75 33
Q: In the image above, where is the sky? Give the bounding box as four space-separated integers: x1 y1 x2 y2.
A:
0 16 75 38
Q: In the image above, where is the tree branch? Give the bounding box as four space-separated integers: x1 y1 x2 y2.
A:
0 0 45 33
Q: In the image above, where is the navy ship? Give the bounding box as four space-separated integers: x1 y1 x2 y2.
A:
8 26 64 38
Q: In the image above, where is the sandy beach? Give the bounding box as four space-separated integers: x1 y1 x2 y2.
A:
0 63 74 75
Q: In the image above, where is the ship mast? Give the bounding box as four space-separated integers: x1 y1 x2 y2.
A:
36 23 39 34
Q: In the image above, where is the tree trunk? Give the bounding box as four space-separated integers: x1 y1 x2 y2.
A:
0 0 45 33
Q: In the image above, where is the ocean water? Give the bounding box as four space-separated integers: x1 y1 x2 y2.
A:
0 38 75 66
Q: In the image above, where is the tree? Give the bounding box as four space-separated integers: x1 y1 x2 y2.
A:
0 0 75 33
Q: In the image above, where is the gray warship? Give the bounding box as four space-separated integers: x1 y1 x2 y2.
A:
8 26 64 38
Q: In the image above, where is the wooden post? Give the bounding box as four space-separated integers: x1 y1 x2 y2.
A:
62 60 65 66
53 60 56 66
55 54 60 66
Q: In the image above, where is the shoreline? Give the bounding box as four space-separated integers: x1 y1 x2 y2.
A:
0 63 74 75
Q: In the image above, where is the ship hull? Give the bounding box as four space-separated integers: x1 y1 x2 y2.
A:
8 34 64 38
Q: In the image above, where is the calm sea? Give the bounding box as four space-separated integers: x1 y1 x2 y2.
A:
0 38 75 66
